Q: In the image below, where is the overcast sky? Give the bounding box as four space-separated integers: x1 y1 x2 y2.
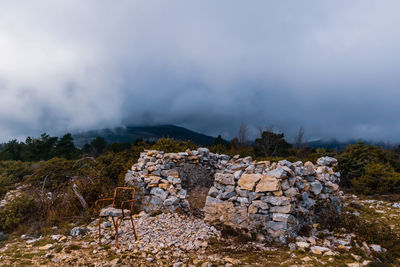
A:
1 1 400 143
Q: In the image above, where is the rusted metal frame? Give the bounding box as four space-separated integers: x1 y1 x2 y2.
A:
112 187 135 208
120 199 138 240
111 217 118 248
96 187 137 248
95 198 113 245
120 200 135 216
98 215 102 245
95 198 113 214
129 214 138 240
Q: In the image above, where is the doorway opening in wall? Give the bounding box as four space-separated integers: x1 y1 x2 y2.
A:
177 163 215 217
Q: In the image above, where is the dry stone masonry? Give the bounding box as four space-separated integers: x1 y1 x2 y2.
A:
125 148 341 243
204 156 341 243
126 148 228 213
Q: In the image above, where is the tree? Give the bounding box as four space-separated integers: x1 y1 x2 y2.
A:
214 135 225 146
54 133 77 159
210 135 231 155
255 127 292 157
237 123 249 146
107 142 131 153
294 126 305 149
0 140 24 161
25 133 58 161
293 126 311 159
90 137 107 156
82 144 92 155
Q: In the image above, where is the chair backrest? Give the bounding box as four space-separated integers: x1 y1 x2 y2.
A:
112 187 135 211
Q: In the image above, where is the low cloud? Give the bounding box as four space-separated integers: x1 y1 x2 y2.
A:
1 1 400 142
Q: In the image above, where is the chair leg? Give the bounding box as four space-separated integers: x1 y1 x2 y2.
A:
111 217 119 248
98 216 102 245
130 215 138 240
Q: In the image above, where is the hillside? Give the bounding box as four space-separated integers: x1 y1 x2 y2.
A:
307 138 393 151
72 125 217 147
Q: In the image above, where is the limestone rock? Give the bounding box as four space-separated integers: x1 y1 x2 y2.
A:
248 204 258 214
255 177 280 192
262 196 290 206
161 169 179 178
310 246 331 254
208 187 219 198
100 206 131 217
317 157 338 167
39 244 54 250
266 168 287 179
163 196 179 206
284 187 298 197
370 244 382 252
272 213 296 223
251 200 269 210
270 204 292 213
310 181 323 195
198 147 210 155
303 165 316 176
214 173 235 185
70 227 88 237
238 174 262 190
158 183 169 190
296 241 310 249
150 187 169 201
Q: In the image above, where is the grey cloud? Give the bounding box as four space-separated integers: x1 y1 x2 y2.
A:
1 1 400 142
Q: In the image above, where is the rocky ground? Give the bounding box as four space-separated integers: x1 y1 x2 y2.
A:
0 195 400 266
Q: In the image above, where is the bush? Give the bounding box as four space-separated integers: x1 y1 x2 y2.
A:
28 158 73 191
0 161 36 198
24 143 151 227
0 194 35 232
317 202 400 263
301 147 338 164
352 163 400 195
338 143 387 187
151 138 198 153
207 144 232 156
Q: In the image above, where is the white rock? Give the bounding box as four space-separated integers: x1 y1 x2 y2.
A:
392 203 400 208
296 241 310 249
310 246 330 254
370 244 382 252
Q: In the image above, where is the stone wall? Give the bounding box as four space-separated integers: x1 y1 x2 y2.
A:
125 148 229 213
204 156 341 243
125 148 341 243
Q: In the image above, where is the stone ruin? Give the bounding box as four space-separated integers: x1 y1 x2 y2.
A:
125 148 342 243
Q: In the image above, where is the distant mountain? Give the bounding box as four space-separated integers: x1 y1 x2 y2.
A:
72 125 218 147
307 138 392 151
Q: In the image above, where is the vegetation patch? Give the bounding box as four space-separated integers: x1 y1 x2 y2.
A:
0 194 35 232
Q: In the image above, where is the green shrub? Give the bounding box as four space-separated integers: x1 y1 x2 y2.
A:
0 194 35 232
28 158 73 191
338 143 387 187
316 202 400 263
301 147 338 164
151 138 198 153
0 161 36 198
352 163 400 195
24 143 150 227
207 144 232 156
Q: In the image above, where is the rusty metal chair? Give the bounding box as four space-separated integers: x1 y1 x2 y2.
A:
95 187 138 248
